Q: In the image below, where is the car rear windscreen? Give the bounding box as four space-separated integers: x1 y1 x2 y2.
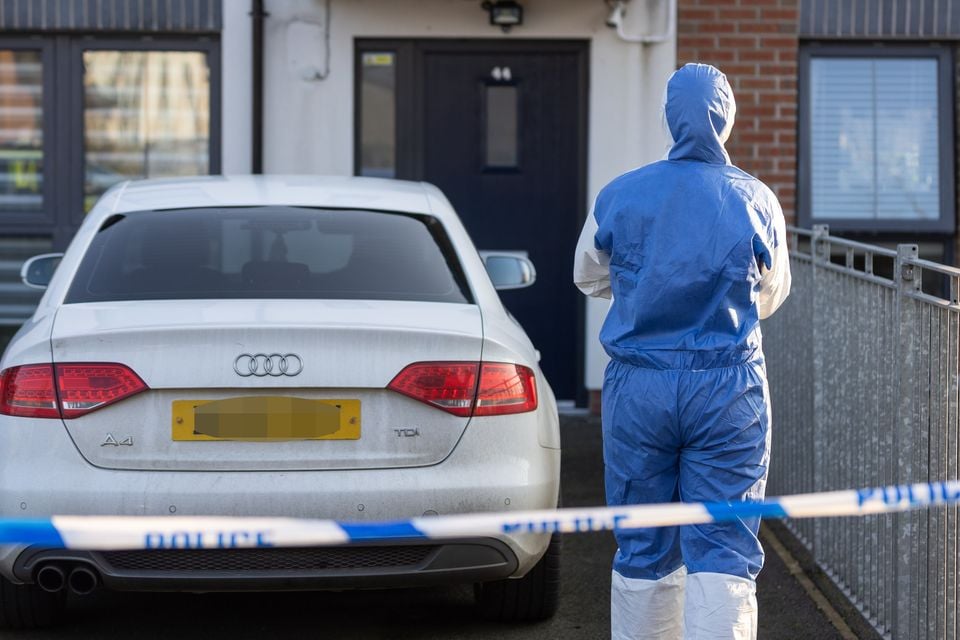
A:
65 207 474 304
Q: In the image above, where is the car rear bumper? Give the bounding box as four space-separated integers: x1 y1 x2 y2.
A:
0 415 560 586
11 538 518 592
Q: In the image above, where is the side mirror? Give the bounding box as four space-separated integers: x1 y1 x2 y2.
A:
480 251 537 290
21 253 64 290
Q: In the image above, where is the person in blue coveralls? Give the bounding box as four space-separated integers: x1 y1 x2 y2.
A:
573 63 792 640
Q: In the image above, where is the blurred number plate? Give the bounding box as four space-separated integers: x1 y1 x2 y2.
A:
172 397 360 441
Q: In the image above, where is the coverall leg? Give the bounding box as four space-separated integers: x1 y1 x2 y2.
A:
604 358 770 640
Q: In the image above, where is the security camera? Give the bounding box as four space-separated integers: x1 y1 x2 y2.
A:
606 0 626 28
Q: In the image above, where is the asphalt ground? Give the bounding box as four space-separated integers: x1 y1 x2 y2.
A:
11 415 860 639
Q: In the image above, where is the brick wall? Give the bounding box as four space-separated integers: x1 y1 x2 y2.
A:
677 0 800 223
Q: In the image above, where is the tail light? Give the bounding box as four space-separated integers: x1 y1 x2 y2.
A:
0 365 59 418
387 362 479 417
388 361 537 417
0 363 147 419
473 363 538 416
56 364 148 418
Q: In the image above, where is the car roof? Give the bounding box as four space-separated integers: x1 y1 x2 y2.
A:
100 175 441 218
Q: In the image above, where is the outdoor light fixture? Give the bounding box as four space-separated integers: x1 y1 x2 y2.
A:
482 1 523 33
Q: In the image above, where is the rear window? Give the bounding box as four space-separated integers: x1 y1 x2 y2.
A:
65 207 473 304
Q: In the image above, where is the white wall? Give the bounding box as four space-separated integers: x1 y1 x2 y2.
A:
246 0 676 391
221 1 254 174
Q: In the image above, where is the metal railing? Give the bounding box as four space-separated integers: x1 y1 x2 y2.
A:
764 225 960 640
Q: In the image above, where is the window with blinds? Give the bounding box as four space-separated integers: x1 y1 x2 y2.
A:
809 56 940 222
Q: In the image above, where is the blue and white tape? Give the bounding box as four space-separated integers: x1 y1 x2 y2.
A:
2 481 959 550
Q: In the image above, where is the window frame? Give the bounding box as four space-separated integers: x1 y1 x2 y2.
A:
0 37 57 230
481 78 522 173
353 41 419 180
0 35 220 247
798 43 955 234
68 37 222 230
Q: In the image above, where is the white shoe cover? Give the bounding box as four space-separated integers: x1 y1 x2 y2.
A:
611 565 686 640
683 572 757 640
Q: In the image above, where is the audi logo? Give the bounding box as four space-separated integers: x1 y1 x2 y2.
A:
234 353 304 377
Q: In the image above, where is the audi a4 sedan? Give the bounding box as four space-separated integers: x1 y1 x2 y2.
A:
0 175 561 629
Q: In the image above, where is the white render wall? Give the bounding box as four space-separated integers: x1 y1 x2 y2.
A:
221 1 253 174
223 0 676 392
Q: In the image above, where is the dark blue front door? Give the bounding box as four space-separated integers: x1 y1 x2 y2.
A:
417 41 588 401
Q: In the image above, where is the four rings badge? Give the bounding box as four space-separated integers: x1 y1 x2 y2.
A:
234 353 304 377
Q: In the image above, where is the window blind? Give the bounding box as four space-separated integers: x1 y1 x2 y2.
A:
810 57 940 221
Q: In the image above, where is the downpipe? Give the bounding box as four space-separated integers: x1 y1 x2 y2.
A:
35 564 66 593
68 566 99 595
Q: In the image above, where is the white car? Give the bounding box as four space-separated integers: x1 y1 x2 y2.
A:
0 175 561 629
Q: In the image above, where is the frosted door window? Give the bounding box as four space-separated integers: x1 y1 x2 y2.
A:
83 51 210 211
810 57 939 221
0 50 43 212
359 52 396 179
485 84 518 168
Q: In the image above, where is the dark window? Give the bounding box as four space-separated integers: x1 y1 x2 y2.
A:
484 84 519 168
799 45 954 233
65 207 473 304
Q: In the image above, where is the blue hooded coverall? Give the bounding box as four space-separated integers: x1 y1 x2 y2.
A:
574 63 791 639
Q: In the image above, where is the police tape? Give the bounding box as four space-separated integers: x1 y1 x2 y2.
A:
1 480 959 550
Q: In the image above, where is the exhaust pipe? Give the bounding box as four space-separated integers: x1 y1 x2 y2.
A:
35 565 66 593
68 566 99 596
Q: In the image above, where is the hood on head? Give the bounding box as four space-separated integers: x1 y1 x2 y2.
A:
665 63 736 165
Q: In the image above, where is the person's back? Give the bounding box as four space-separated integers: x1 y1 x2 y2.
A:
595 159 780 369
574 63 791 640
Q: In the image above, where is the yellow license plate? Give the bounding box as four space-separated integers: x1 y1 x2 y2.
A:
172 397 360 441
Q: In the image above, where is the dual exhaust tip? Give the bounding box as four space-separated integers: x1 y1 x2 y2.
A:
36 564 98 595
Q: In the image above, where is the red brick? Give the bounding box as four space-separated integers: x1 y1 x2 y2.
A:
756 92 797 104
681 8 719 20
776 131 797 145
760 36 798 48
775 158 797 172
739 49 776 62
737 21 788 33
680 36 720 48
759 115 793 131
758 63 797 75
723 8 761 19
777 104 797 118
717 35 760 48
762 145 796 156
738 104 776 117
704 49 737 62
773 186 796 200
717 64 760 76
698 22 738 33
777 48 798 63
740 77 777 90
736 131 776 144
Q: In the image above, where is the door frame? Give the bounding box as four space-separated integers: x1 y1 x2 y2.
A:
354 38 590 404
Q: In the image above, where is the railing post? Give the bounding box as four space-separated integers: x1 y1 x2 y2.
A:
894 243 919 639
811 224 829 558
